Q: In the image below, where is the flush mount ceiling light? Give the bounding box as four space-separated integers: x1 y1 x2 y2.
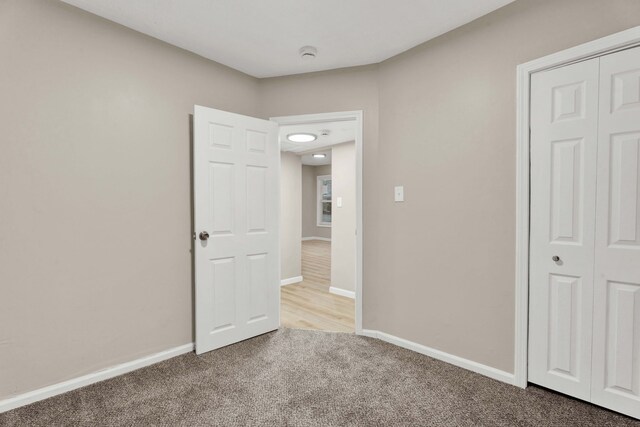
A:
299 46 317 61
287 133 317 143
312 154 326 159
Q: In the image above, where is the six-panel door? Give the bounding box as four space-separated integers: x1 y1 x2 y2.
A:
194 106 279 355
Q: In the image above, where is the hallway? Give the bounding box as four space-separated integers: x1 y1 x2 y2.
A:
281 240 355 332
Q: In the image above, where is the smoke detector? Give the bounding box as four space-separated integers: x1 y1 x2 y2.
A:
320 129 331 137
299 46 317 61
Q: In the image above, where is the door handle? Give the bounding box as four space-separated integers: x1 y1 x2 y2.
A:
552 255 560 262
199 231 210 241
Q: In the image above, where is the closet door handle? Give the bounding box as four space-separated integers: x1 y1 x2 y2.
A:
552 255 560 262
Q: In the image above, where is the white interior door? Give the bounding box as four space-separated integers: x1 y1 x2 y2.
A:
529 58 600 401
194 105 280 355
591 46 640 419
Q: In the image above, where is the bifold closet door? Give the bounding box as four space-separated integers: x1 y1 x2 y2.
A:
529 46 640 419
529 58 599 400
529 58 600 401
591 46 640 419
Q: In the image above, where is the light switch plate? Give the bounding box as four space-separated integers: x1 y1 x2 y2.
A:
394 186 404 202
337 196 343 208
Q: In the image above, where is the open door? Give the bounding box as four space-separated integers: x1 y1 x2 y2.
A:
194 105 280 354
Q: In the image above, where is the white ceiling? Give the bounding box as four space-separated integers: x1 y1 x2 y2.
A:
61 0 514 78
280 120 355 165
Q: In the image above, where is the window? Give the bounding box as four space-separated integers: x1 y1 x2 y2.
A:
317 175 332 227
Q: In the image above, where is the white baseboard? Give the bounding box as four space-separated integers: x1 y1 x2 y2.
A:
329 286 355 299
280 276 303 286
0 332 516 414
302 236 331 242
0 343 194 414
360 329 515 386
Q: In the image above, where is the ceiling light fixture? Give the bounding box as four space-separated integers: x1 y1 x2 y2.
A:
313 154 326 159
287 133 317 143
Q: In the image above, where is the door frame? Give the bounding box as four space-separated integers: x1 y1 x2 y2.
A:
270 110 364 334
514 26 640 388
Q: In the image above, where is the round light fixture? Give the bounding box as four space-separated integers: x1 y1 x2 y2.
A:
287 133 317 143
312 154 326 159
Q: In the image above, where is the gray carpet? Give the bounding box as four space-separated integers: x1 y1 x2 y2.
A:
1 328 637 426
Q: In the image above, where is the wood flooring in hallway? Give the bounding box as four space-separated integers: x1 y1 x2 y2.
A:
280 240 355 333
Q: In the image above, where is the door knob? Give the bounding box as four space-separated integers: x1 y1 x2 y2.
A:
552 255 560 262
199 231 210 241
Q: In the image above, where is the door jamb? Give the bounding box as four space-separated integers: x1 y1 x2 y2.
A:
270 111 364 334
514 26 640 388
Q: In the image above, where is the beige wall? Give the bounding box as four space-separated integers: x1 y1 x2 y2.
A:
0 0 259 399
260 0 640 373
258 65 381 334
280 152 302 280
3 0 640 401
301 164 332 239
372 0 640 373
330 143 356 293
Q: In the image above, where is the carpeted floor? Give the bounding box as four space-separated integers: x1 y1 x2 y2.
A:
1 329 638 426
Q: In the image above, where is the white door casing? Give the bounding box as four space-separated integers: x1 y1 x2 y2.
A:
194 105 280 354
270 110 364 334
529 58 600 401
591 47 640 419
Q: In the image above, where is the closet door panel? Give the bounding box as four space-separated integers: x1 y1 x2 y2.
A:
529 58 600 401
592 46 640 420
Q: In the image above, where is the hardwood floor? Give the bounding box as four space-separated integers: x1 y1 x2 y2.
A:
281 240 355 333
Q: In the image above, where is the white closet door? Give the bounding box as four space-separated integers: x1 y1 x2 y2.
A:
194 106 280 355
591 46 640 419
529 58 600 401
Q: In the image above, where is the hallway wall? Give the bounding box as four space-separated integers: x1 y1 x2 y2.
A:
330 142 356 293
280 152 302 281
